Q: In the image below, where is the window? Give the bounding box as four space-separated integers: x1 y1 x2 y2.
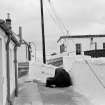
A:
95 42 97 50
60 44 65 53
103 43 105 49
76 43 81 55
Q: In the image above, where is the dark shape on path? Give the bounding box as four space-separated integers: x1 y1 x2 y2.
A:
46 68 73 88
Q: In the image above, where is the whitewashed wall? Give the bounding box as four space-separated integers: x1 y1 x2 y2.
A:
2 38 7 105
9 42 15 96
17 44 28 62
0 28 7 105
0 38 3 105
58 37 105 56
67 38 90 54
0 27 16 105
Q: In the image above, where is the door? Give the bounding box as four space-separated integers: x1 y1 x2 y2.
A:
76 43 81 55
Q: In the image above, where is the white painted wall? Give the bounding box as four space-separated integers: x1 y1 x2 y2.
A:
17 44 28 62
58 37 105 56
0 38 3 105
0 27 16 105
9 42 15 96
0 28 7 105
2 38 7 105
67 38 90 54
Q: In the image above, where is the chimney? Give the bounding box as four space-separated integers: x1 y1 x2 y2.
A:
19 26 22 44
6 13 12 29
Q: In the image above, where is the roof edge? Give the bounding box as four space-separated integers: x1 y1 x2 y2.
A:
0 19 20 45
57 34 105 43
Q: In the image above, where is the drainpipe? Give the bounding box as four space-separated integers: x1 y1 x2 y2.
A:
13 26 22 97
6 35 12 105
19 26 22 44
14 45 18 97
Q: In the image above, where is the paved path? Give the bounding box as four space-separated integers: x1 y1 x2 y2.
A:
13 81 43 105
13 76 93 105
38 83 93 105
13 62 94 105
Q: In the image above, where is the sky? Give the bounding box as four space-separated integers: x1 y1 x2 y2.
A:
0 0 105 55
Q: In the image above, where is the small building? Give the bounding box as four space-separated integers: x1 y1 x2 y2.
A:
17 40 30 63
17 40 31 77
57 35 105 57
0 15 20 105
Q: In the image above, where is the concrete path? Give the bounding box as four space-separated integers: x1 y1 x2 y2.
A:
13 62 94 105
13 76 43 105
13 76 93 105
38 83 93 105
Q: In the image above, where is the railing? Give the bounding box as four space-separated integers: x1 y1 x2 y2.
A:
84 49 105 58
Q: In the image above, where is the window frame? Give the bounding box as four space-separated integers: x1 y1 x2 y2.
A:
76 43 81 55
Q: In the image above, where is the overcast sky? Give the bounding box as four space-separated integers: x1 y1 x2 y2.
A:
0 0 105 54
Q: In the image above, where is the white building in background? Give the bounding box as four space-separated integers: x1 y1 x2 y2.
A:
17 40 31 78
0 16 20 105
17 40 30 63
57 35 105 56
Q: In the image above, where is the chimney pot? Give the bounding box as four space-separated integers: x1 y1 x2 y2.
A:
19 26 22 44
6 13 12 29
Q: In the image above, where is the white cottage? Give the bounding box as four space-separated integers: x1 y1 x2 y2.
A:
17 40 31 78
0 16 20 105
57 35 105 57
17 40 30 63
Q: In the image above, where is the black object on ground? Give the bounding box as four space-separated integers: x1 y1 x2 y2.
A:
46 68 73 88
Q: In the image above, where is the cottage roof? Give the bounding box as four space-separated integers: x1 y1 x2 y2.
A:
57 34 105 43
0 19 12 35
0 19 20 45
